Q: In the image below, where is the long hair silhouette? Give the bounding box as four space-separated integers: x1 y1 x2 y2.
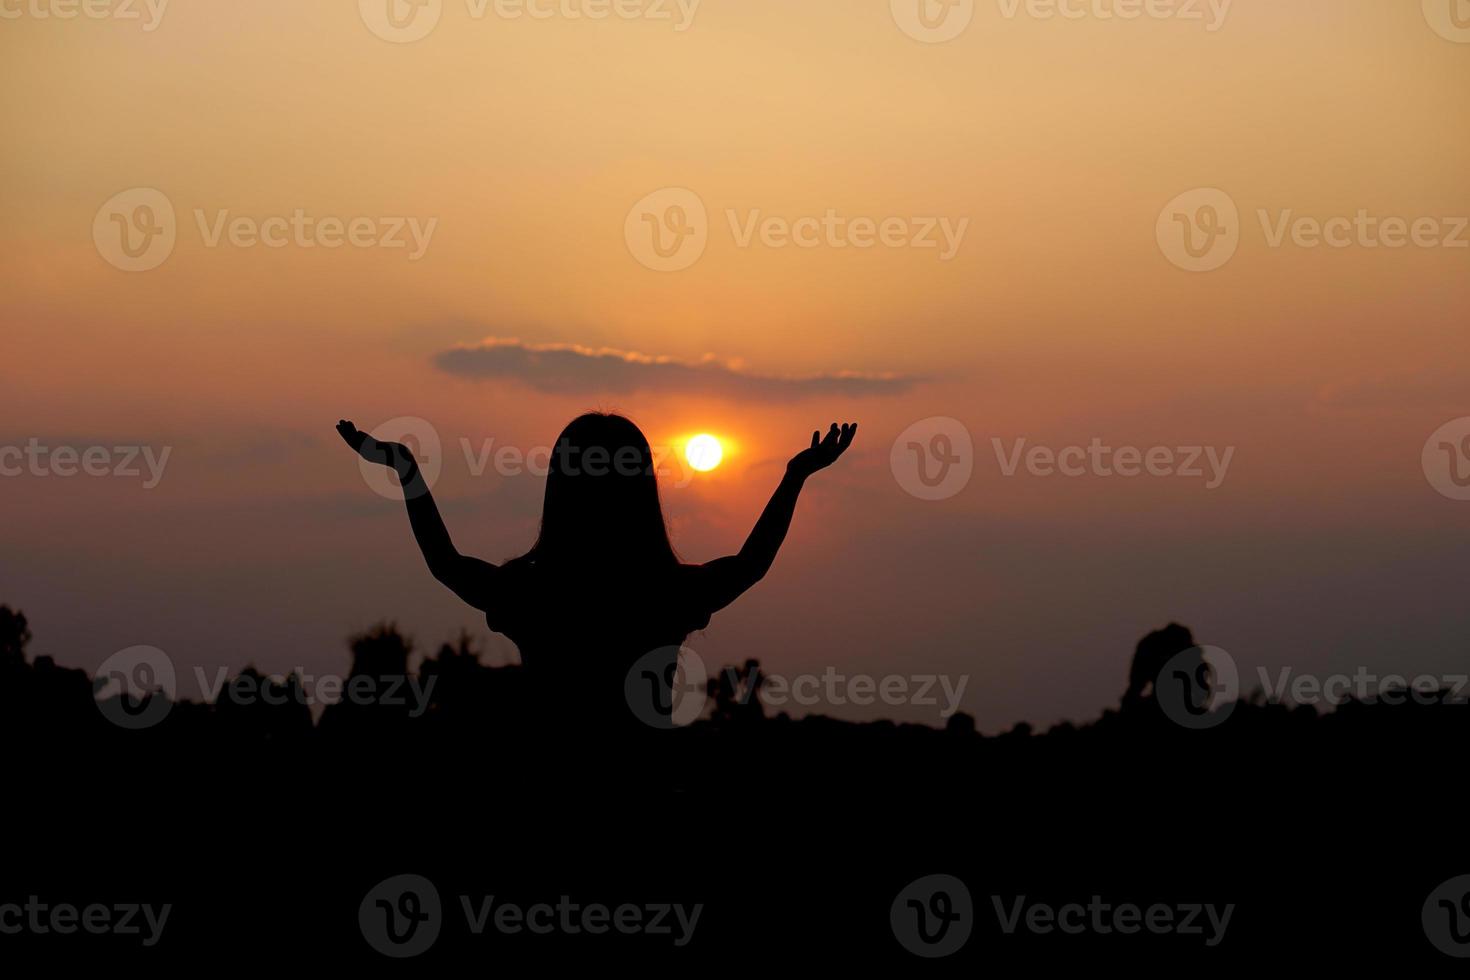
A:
517 412 679 572
337 411 856 741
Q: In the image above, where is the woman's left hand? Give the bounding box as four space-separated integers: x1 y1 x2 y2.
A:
787 422 857 478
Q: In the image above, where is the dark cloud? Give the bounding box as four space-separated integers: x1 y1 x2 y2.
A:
433 338 920 400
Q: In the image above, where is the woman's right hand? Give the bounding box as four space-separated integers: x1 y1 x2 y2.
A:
336 420 416 479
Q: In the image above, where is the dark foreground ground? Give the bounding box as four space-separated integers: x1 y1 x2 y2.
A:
11 709 1467 970
4 613 1467 970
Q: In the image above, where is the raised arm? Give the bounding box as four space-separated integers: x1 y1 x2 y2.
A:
697 422 856 614
336 420 499 611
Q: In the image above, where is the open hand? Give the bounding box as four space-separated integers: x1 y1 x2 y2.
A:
336 420 416 478
787 422 857 479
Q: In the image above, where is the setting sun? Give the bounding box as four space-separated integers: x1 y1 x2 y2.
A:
685 434 724 473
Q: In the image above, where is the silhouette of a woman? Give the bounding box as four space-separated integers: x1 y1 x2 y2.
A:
337 413 855 734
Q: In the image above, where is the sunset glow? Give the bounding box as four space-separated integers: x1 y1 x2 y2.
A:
5 2 1469 959
1 1 1467 734
685 434 723 473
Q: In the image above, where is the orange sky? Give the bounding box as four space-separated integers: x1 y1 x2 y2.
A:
2 0 1468 729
